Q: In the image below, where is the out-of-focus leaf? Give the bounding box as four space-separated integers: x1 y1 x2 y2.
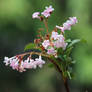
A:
68 39 80 48
48 63 54 68
68 39 87 48
65 46 73 56
57 48 63 54
65 39 72 43
67 71 72 79
24 43 36 51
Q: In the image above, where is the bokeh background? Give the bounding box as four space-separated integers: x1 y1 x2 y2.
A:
0 0 92 92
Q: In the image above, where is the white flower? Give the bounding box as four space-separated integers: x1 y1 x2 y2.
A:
51 31 59 40
42 40 50 49
47 47 57 55
35 55 45 68
32 12 40 19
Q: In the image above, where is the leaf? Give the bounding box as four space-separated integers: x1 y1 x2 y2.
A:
65 39 72 43
67 71 72 79
24 43 36 51
68 39 81 48
48 63 54 68
65 46 73 56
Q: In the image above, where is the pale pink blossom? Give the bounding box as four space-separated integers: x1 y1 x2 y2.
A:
35 55 45 68
69 17 78 25
41 5 54 18
47 47 57 55
63 23 71 30
42 40 50 49
56 25 64 33
51 31 59 40
53 35 67 50
10 59 19 70
3 55 45 72
32 12 40 19
45 5 54 13
41 10 50 18
56 17 78 32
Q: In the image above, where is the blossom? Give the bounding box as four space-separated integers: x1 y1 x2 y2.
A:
35 55 45 68
56 25 64 33
69 17 78 25
51 31 59 40
32 12 40 19
56 17 78 32
4 57 10 66
53 34 67 50
3 55 45 72
42 40 50 49
47 47 57 55
41 10 50 18
45 5 54 13
41 5 54 18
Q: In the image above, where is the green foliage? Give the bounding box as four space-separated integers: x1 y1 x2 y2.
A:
68 39 80 48
24 43 36 51
48 63 54 68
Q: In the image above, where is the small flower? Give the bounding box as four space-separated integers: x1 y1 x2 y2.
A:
51 31 59 40
3 57 10 66
41 10 50 18
53 34 67 50
45 5 54 13
69 17 78 25
32 12 40 19
56 17 78 32
56 25 64 33
63 22 71 30
47 47 57 55
35 55 45 68
41 5 54 18
42 40 50 49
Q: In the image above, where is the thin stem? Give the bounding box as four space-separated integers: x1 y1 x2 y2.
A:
17 52 50 58
43 19 48 33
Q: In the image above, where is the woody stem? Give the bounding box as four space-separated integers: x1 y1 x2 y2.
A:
48 58 70 92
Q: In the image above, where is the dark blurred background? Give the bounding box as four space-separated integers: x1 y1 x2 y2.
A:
0 0 92 92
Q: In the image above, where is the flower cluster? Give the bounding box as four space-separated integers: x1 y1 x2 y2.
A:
4 55 45 72
32 5 54 19
42 31 67 57
3 5 78 73
56 17 78 33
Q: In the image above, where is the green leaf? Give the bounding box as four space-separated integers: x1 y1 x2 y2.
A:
65 46 73 56
24 43 36 51
67 71 72 79
48 63 54 68
68 39 80 48
65 39 72 43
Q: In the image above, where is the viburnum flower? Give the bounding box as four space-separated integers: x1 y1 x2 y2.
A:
3 55 45 72
35 55 45 68
51 31 59 40
42 40 50 49
53 34 68 50
41 5 54 18
47 47 57 55
56 17 78 32
32 12 40 19
45 5 54 13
